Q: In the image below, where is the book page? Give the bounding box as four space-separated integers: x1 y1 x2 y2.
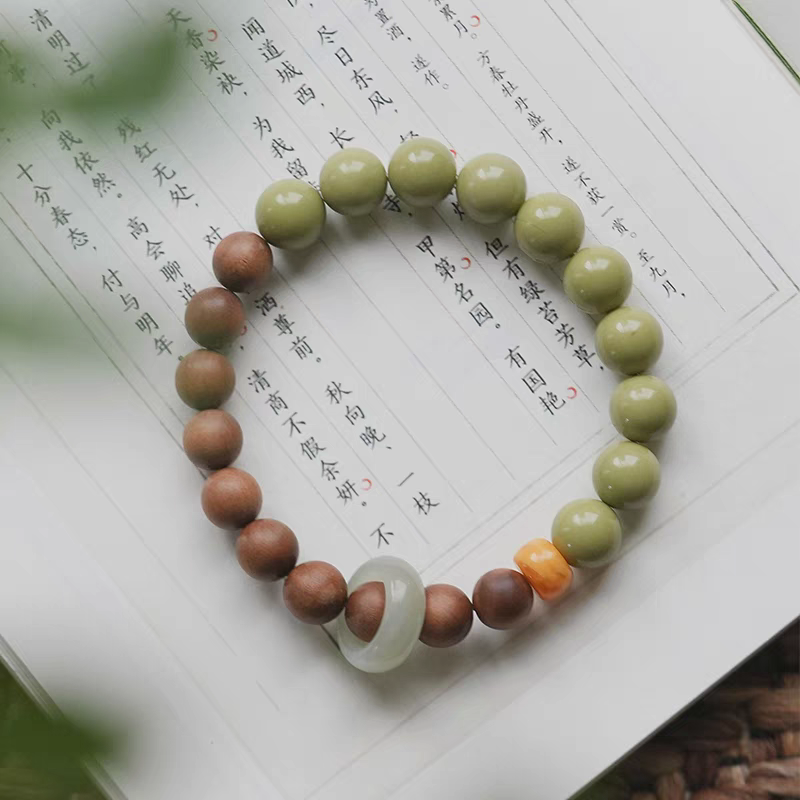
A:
1 0 798 798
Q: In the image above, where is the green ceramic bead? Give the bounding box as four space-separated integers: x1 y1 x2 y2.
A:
319 147 387 217
564 246 632 314
387 137 456 208
455 153 527 225
595 306 663 375
551 498 622 568
610 375 677 443
514 193 585 264
255 179 326 251
592 441 660 509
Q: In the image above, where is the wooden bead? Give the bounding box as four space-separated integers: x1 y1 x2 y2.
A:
420 584 473 648
236 519 299 581
175 349 235 410
345 581 385 642
201 467 262 530
472 568 533 630
183 410 243 470
283 561 347 625
212 231 273 293
185 287 245 350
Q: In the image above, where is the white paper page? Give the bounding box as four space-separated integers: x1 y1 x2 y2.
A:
1 0 798 798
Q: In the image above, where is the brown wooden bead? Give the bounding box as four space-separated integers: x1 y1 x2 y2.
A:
236 519 299 581
472 568 533 630
283 561 347 625
212 231 273 293
175 349 235 410
345 581 385 643
183 410 243 470
185 287 245 350
420 584 474 648
201 467 262 530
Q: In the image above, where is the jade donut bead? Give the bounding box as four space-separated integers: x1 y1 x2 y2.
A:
564 246 632 314
388 137 456 208
552 498 622 568
514 193 585 264
592 441 661 509
255 179 326 250
610 375 677 442
595 306 663 375
319 147 387 217
455 153 527 225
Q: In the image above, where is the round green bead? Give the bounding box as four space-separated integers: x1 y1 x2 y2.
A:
610 375 677 442
595 306 663 375
592 441 660 509
564 246 632 314
551 498 622 568
255 179 326 251
387 137 456 208
455 153 526 225
514 193 585 264
319 147 387 217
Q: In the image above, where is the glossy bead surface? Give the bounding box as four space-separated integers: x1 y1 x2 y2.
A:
514 538 573 601
472 568 533 630
319 147 387 216
236 519 299 581
420 584 474 648
185 287 245 350
388 137 456 208
284 561 347 625
592 441 661 509
455 153 526 225
564 246 632 314
255 178 326 250
514 193 585 264
596 307 664 375
201 467 262 530
212 231 273 293
337 556 426 673
183 409 242 470
175 349 235 410
552 499 622 568
610 375 677 442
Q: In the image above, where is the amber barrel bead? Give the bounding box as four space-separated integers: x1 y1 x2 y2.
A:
472 568 533 630
201 467 262 530
284 561 348 625
175 349 235 410
514 538 573 601
183 409 243 470
185 287 245 351
236 519 299 581
212 231 273 293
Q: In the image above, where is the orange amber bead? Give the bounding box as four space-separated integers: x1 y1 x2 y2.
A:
514 538 573 601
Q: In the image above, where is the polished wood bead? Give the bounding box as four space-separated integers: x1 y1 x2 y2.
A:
420 584 474 648
183 409 243 470
175 349 235 410
212 231 273 293
200 467 262 530
283 561 347 625
236 519 299 581
344 581 385 642
472 568 533 630
185 287 245 350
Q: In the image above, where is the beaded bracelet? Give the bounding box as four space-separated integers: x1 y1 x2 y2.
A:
174 138 677 674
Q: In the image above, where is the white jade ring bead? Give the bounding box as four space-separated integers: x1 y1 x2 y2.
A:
337 556 425 673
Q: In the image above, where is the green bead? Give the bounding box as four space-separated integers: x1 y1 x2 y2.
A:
595 306 663 375
455 153 526 225
592 441 660 509
255 179 326 251
610 375 677 442
564 246 632 314
388 137 456 208
514 193 585 264
319 147 387 217
551 499 622 568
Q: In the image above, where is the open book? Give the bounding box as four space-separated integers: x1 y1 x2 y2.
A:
1 0 798 798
